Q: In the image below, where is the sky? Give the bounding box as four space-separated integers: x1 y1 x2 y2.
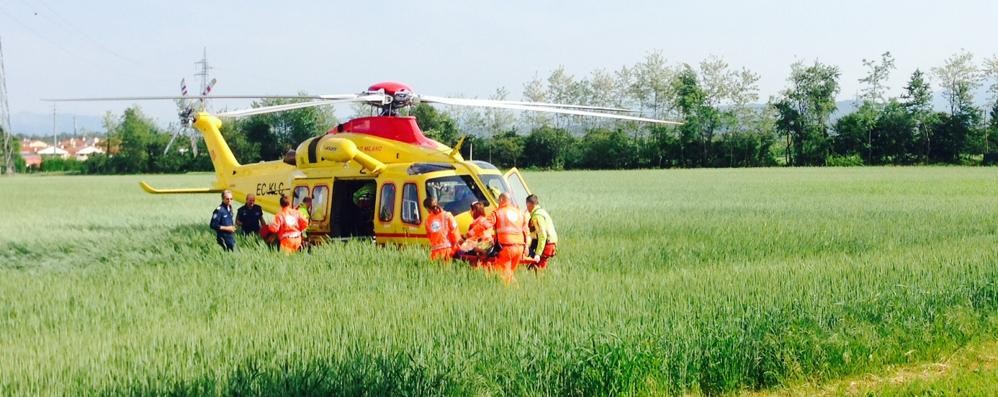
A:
1 0 996 134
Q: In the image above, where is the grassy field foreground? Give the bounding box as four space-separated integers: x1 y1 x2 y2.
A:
0 167 996 395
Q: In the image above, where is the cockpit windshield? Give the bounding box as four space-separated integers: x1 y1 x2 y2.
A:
426 175 488 215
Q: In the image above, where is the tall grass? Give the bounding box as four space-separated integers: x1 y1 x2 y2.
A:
1 168 996 395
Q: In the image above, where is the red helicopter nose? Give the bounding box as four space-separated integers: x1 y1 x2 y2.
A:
368 81 413 96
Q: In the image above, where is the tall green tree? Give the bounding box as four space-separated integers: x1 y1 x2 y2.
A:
411 103 460 146
1 131 24 174
932 52 984 160
111 107 159 173
218 119 261 164
577 128 636 169
987 101 998 160
930 112 972 163
521 126 574 169
901 69 936 162
983 56 998 156
833 102 877 162
773 61 841 165
872 100 917 164
241 96 337 161
1 125 13 175
487 130 524 168
673 65 719 166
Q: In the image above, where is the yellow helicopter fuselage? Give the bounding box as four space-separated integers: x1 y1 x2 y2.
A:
143 112 532 245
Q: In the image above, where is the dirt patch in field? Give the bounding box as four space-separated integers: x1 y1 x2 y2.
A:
748 340 997 397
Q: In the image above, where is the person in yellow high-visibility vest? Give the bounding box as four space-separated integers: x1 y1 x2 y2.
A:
526 194 558 269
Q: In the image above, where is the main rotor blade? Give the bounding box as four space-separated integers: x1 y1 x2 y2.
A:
420 96 682 125
217 95 386 118
43 95 334 102
472 98 634 113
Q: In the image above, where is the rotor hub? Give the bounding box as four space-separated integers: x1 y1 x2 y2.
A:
367 81 417 116
367 81 412 96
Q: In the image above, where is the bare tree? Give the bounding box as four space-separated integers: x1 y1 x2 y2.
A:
630 51 675 119
521 74 550 130
484 87 515 135
932 50 981 115
858 52 896 105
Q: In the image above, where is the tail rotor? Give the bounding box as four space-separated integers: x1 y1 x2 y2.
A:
165 78 200 155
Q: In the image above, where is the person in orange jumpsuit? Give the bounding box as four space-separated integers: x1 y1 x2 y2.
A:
423 197 460 262
268 194 309 253
492 192 529 285
459 200 493 267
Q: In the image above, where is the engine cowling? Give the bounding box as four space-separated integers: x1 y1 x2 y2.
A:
295 135 386 175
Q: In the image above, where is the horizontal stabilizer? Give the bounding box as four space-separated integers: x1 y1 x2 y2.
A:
139 181 223 195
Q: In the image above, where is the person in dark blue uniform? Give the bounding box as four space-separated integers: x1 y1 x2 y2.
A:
210 190 237 251
236 193 265 236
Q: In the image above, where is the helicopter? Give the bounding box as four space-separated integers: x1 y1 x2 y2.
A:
49 81 681 245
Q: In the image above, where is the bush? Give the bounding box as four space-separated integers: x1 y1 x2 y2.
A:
826 154 865 167
40 157 85 173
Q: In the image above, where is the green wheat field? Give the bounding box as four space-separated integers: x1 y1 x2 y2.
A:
1 168 996 395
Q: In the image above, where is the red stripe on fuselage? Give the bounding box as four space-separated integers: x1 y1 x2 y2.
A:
376 232 428 238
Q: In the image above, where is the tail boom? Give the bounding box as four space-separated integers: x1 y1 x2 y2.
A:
193 112 240 187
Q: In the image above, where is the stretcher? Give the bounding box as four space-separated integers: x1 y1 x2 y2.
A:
453 250 539 268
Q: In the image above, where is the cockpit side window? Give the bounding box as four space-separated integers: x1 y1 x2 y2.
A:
426 175 488 215
505 172 530 209
478 174 510 204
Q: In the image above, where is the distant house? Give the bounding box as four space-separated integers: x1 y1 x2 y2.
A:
21 154 41 169
18 136 107 164
75 146 105 161
36 146 70 159
23 139 50 153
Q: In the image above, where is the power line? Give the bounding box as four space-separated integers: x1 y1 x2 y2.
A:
32 0 144 66
0 36 14 175
0 4 77 59
194 47 213 100
1 2 155 81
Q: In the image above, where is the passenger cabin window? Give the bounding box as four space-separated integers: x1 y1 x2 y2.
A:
426 175 488 215
293 186 310 208
379 183 396 222
401 183 420 225
310 185 328 221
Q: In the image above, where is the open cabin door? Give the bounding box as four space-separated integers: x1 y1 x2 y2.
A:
329 179 377 239
503 167 532 209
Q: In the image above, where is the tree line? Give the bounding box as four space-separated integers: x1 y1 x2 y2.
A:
11 50 997 175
